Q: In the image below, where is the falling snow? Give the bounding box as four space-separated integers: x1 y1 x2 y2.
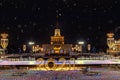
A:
0 0 119 52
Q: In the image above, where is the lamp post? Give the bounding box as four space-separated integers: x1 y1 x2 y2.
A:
32 45 35 53
28 41 35 53
87 44 91 53
23 44 26 53
78 41 84 53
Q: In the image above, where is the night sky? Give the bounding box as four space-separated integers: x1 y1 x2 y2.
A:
0 0 120 53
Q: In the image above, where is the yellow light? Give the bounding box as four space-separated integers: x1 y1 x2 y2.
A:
29 61 35 65
1 33 8 39
107 33 114 38
0 33 9 49
28 41 35 45
76 60 84 64
78 41 84 45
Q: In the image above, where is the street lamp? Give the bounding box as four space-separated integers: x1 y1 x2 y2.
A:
28 41 35 53
28 41 35 45
78 41 84 45
78 41 84 53
23 44 26 53
87 44 91 53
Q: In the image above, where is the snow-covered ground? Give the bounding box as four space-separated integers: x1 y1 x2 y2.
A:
0 67 120 80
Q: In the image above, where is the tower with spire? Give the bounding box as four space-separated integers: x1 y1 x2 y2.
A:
50 19 64 53
42 16 72 55
54 21 61 36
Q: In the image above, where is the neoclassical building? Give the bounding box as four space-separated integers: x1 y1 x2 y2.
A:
0 33 9 54
107 32 120 54
42 22 72 54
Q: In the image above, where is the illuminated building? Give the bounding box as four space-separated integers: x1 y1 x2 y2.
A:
107 32 120 54
50 22 64 53
42 21 72 54
0 33 8 54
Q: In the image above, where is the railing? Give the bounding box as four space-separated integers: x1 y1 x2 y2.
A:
0 53 120 61
0 56 120 62
77 56 120 60
6 57 36 61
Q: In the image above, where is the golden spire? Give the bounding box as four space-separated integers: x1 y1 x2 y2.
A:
54 15 61 36
56 15 60 29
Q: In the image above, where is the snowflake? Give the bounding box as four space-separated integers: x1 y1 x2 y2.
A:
17 24 22 28
108 20 113 24
33 22 36 26
98 26 101 30
93 8 97 11
73 3 77 6
16 36 19 40
21 29 24 33
63 0 67 2
58 13 62 16
0 2 2 6
14 17 17 20
6 27 10 30
38 7 40 10
66 5 70 8
38 29 41 32
24 24 27 27
56 10 59 13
